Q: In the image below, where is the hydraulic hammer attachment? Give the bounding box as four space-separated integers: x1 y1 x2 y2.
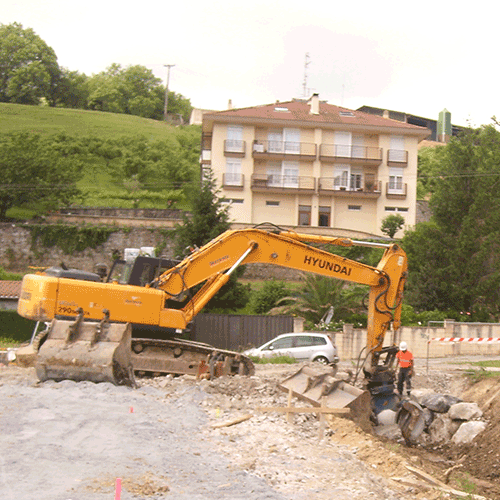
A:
35 311 135 386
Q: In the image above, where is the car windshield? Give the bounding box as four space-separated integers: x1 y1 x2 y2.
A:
266 337 294 350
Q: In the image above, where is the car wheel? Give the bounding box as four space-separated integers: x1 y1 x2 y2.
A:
313 356 329 365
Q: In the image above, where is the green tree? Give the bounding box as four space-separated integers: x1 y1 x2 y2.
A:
172 168 250 312
403 124 500 320
0 132 81 219
0 23 61 105
164 90 193 123
381 213 405 239
87 64 193 121
53 68 89 109
173 169 231 257
417 145 447 199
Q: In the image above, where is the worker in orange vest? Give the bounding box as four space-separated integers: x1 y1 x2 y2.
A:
396 341 413 396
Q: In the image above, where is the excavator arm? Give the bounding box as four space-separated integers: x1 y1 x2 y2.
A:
150 228 407 373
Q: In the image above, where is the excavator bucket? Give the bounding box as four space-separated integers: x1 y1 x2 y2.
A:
278 365 372 431
35 313 135 387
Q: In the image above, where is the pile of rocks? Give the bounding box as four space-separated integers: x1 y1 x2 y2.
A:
376 390 487 446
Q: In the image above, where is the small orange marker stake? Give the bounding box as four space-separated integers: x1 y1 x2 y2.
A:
115 477 122 500
129 406 134 413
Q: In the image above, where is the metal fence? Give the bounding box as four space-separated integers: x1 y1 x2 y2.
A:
192 314 294 352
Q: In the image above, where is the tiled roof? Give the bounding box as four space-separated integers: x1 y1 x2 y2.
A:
204 99 430 135
0 281 22 299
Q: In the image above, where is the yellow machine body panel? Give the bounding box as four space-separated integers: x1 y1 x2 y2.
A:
18 274 59 322
19 274 166 325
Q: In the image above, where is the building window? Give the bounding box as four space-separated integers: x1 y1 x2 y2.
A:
318 206 331 227
348 205 361 211
335 131 352 157
333 165 349 189
226 125 243 153
225 158 242 186
388 167 404 193
385 206 408 212
266 201 280 206
266 161 299 188
388 136 406 162
350 168 363 190
299 205 311 225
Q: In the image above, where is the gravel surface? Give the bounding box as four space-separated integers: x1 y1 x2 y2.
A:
0 357 497 500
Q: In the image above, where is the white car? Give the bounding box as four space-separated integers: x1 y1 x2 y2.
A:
243 332 339 365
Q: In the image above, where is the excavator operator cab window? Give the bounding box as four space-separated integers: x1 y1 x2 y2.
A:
106 260 133 284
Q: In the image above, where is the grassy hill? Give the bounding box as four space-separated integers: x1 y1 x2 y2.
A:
0 102 186 140
0 103 201 215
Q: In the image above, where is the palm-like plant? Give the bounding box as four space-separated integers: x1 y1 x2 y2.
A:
270 273 367 328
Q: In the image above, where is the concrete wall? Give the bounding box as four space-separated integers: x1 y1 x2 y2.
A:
332 320 500 361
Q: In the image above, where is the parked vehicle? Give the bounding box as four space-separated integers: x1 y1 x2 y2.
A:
243 332 339 365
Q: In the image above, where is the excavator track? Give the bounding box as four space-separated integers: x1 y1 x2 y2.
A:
131 337 255 378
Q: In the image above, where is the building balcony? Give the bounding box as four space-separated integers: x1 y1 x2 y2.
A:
223 173 245 190
387 149 409 166
319 144 383 165
252 140 317 160
251 174 316 193
318 178 382 198
386 182 407 199
224 139 246 157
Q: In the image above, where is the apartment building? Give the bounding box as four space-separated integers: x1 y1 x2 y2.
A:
201 94 430 237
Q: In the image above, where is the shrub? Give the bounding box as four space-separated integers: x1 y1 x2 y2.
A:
249 279 290 314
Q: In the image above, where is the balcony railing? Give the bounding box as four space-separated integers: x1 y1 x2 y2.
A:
252 140 317 159
318 178 382 196
387 149 408 166
386 182 407 198
251 174 315 191
224 139 246 157
223 173 245 189
319 144 383 164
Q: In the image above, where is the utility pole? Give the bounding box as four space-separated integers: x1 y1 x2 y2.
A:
302 53 310 98
163 64 175 121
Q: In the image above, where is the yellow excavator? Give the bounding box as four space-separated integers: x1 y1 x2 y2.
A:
18 224 408 416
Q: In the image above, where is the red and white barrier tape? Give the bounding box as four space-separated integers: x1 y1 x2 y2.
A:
430 337 500 343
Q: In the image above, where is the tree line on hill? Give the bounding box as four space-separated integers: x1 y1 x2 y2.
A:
0 129 200 219
0 22 192 122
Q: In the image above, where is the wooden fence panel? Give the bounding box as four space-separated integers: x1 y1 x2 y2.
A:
192 314 294 351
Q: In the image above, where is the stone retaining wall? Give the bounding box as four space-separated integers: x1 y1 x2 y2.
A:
0 223 176 272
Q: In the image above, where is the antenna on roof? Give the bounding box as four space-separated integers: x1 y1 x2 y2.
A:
302 52 311 98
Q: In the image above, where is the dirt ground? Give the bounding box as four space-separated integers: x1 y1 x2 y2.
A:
1 356 499 500
202 358 500 500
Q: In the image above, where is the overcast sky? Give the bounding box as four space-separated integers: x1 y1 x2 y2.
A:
3 0 498 127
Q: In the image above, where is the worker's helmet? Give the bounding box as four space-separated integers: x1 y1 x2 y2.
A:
399 341 407 351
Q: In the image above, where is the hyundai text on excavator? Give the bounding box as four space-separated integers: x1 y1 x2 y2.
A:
18 224 412 430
